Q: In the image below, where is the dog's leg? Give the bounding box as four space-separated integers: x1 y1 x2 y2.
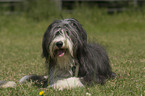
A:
48 66 84 90
49 77 84 90
0 81 16 88
19 75 48 87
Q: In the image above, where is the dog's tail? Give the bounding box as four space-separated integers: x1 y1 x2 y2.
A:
0 81 16 88
19 75 48 87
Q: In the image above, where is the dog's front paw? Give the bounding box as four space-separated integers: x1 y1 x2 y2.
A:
48 77 84 90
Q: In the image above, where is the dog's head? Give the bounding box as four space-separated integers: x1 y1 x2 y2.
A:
42 18 87 60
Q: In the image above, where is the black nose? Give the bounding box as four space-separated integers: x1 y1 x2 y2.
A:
56 41 63 48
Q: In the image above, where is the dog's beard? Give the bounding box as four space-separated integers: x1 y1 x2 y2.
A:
49 29 74 69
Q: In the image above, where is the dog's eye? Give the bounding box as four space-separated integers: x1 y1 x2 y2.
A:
66 31 69 36
64 24 68 27
55 32 60 36
72 23 76 27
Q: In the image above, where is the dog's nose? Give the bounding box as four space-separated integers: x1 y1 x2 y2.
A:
56 41 63 48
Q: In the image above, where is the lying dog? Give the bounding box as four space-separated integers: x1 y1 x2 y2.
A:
0 18 116 90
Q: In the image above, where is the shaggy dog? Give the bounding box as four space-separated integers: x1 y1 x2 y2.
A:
1 18 115 89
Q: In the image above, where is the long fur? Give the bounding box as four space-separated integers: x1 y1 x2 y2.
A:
41 18 115 89
1 18 116 89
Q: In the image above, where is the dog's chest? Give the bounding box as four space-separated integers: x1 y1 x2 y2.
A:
56 54 74 69
49 54 75 84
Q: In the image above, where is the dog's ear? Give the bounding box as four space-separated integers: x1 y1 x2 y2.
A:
68 18 87 42
42 31 49 59
42 20 56 59
42 24 53 60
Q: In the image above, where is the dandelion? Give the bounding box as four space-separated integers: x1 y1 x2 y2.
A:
39 91 45 96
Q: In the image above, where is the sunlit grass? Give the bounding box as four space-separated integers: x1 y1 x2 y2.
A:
0 7 145 95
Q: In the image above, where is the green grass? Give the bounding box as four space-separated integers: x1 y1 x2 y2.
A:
0 7 145 96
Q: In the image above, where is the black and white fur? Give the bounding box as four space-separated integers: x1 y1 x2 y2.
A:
41 18 115 89
0 18 115 89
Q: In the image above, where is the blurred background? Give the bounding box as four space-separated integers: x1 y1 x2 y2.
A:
0 0 145 20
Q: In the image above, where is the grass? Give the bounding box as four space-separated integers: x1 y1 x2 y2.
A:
0 7 145 96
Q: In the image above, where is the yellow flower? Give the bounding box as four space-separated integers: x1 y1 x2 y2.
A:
39 91 45 96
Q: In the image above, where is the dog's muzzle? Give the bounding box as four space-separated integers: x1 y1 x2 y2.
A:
54 41 65 57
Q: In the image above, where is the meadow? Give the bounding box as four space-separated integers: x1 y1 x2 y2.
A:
0 4 145 96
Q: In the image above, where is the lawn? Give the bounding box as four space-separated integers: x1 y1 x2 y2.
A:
0 8 145 96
